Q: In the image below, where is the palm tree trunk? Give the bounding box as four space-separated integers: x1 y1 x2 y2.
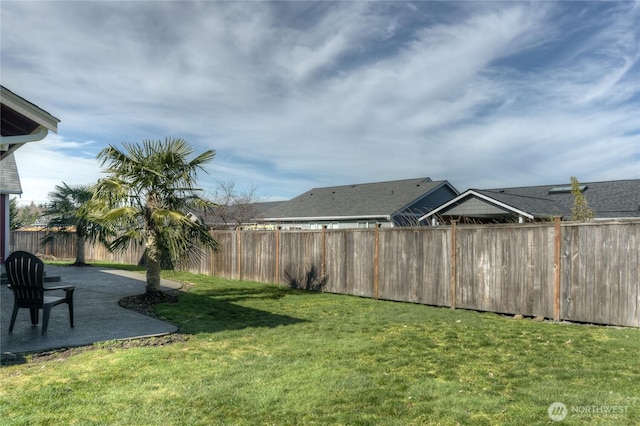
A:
145 236 162 294
146 256 162 294
75 233 86 265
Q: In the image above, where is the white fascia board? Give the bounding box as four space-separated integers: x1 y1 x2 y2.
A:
418 190 535 222
0 127 49 159
1 126 49 146
1 86 60 132
260 214 392 222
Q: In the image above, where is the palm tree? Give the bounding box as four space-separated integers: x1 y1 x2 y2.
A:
42 182 109 266
94 137 219 294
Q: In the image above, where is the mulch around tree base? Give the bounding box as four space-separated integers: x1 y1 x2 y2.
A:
118 290 179 318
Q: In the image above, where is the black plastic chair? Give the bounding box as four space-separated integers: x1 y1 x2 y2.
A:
5 251 75 334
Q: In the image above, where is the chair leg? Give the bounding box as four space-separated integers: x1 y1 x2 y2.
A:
30 308 39 325
9 303 19 333
68 301 74 328
42 305 52 334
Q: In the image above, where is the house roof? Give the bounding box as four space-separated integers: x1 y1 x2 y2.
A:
421 179 640 222
1 85 60 160
195 201 285 227
1 86 59 136
261 177 456 221
0 153 22 195
485 179 640 218
473 190 563 218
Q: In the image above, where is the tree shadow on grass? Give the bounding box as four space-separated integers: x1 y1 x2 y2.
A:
159 285 311 334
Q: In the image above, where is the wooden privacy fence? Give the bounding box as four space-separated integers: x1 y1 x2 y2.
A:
9 219 640 327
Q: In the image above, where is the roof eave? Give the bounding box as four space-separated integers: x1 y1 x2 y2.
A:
419 190 536 222
1 86 60 133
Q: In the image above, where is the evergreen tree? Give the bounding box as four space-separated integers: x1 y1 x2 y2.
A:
9 197 22 230
570 177 594 221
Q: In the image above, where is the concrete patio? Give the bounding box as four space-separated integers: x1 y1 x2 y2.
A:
1 264 181 359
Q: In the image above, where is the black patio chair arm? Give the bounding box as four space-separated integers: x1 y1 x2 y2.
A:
44 285 75 293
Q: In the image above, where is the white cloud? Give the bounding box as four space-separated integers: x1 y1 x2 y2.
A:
2 1 638 202
11 135 103 206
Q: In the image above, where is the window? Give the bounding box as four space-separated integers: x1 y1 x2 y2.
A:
549 185 586 194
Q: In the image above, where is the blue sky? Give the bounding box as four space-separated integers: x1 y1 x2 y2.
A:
2 1 639 206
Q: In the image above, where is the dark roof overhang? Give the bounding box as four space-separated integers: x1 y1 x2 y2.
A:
0 86 60 161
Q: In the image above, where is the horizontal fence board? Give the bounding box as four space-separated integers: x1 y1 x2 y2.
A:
9 219 640 327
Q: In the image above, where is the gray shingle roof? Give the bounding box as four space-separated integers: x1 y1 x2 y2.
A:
262 177 452 220
482 179 640 218
0 153 22 194
474 190 563 217
196 201 285 226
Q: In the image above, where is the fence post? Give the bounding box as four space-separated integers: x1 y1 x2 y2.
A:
554 216 561 321
374 224 380 299
210 231 216 276
321 225 327 280
275 227 280 284
450 220 457 309
236 228 242 280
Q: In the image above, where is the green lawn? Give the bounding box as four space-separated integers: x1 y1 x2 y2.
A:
1 265 639 425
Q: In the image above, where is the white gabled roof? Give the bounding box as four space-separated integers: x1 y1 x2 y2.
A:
419 190 536 222
1 86 59 133
1 86 60 160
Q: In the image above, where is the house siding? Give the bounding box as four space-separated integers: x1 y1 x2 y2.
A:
408 185 458 214
1 195 7 262
274 219 395 231
446 197 509 216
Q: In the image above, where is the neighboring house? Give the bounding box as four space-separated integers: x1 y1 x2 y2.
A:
192 201 285 230
420 179 640 225
258 177 459 230
17 214 53 231
1 86 60 262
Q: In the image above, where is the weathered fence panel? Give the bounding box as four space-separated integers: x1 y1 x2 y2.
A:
377 227 450 306
208 232 236 278
325 229 376 297
8 219 640 327
238 231 277 284
10 231 77 259
278 231 323 288
454 224 556 318
561 222 640 327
